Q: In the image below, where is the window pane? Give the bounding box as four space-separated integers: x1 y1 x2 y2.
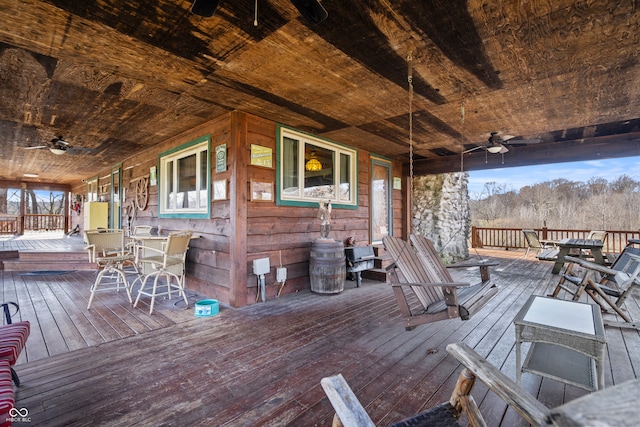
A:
199 151 208 207
339 153 351 201
178 153 197 209
371 163 389 242
159 138 210 216
166 161 175 210
282 137 299 196
304 144 334 199
278 127 357 207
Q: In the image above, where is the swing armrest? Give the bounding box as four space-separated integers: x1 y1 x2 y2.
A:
390 282 471 288
447 260 499 269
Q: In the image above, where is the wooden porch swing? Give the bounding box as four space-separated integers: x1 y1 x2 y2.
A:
382 53 499 331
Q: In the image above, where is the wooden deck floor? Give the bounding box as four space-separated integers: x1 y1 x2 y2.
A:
3 238 640 426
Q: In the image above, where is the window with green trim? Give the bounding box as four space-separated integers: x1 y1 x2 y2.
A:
277 126 357 207
159 136 210 218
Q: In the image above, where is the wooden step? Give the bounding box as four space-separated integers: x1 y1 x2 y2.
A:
17 250 88 261
0 250 19 260
2 259 96 272
2 250 95 272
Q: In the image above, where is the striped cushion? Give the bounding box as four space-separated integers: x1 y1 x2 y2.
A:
0 359 14 427
0 321 30 365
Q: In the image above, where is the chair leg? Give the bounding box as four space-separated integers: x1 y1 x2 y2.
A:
116 268 133 303
588 279 632 322
10 367 20 387
134 273 155 309
87 269 107 309
178 274 189 308
88 266 133 309
149 274 163 314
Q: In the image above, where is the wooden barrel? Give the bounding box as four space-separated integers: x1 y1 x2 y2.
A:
309 239 346 294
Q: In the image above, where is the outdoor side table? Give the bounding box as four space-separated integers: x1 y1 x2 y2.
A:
514 295 606 391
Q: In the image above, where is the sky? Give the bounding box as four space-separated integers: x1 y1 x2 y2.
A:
467 155 640 199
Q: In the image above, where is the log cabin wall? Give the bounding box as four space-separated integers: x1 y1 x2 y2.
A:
71 111 404 308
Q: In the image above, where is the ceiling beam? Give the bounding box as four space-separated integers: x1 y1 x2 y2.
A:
412 133 640 175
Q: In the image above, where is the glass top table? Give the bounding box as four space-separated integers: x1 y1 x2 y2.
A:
514 295 607 391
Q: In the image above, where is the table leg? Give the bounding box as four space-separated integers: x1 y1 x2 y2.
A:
597 345 605 390
552 247 570 274
592 248 605 265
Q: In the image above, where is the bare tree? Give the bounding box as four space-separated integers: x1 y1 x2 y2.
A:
471 175 640 231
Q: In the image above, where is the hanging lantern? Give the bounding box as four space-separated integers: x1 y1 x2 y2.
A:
305 150 322 171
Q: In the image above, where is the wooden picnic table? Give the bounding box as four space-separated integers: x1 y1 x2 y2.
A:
551 238 605 274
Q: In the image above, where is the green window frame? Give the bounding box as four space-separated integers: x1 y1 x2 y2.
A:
158 135 211 219
276 126 358 208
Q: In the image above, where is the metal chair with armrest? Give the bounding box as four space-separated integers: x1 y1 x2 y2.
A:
84 229 135 309
133 231 192 314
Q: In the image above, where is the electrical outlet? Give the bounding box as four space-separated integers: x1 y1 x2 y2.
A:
276 267 287 282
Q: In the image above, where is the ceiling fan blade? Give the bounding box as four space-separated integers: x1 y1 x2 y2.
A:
505 138 541 145
499 146 509 154
21 145 48 150
65 147 99 155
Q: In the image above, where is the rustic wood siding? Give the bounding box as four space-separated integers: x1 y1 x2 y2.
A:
72 111 404 308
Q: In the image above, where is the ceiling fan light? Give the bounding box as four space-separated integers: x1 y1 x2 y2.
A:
49 147 67 155
486 144 504 154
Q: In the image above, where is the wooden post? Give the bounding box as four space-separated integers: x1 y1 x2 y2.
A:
229 111 248 308
471 226 477 247
541 226 548 241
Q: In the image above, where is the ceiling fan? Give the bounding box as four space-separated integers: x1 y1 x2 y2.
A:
463 132 541 155
483 132 541 154
21 136 95 155
460 132 541 170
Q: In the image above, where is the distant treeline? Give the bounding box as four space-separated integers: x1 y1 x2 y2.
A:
470 175 640 231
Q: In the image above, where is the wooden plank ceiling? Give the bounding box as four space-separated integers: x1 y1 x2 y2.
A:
1 0 639 184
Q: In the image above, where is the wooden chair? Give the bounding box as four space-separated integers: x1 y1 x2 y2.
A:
322 342 640 427
522 229 558 259
321 342 548 427
84 229 135 309
550 239 640 327
133 231 192 314
382 235 498 331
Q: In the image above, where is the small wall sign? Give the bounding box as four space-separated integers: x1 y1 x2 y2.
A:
250 144 273 168
215 144 227 173
393 177 402 190
213 179 227 201
251 180 273 202
149 166 157 186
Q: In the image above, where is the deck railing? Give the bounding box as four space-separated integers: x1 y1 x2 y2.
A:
471 226 640 254
0 216 18 235
23 214 66 232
